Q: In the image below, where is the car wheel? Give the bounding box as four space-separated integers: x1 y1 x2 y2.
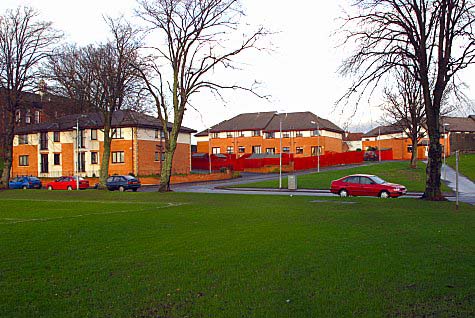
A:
48 185 53 191
379 191 390 199
22 185 28 190
339 189 348 197
119 186 125 192
67 186 73 191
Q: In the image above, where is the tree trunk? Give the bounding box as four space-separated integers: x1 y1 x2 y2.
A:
410 137 418 169
99 126 112 189
422 134 445 200
159 150 175 192
0 112 15 189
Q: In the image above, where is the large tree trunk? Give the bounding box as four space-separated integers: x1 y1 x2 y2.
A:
410 136 418 169
423 130 445 200
0 112 15 189
99 126 112 189
159 136 177 192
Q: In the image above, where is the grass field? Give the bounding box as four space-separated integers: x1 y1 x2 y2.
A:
0 190 474 317
447 153 475 182
232 161 451 193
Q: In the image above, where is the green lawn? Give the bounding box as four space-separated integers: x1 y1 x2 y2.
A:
0 190 474 317
233 161 451 193
447 153 475 182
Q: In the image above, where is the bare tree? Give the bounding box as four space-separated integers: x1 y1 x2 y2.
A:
383 68 425 168
46 17 143 187
339 0 475 201
135 0 268 192
0 6 62 188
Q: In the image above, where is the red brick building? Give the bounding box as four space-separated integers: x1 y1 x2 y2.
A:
12 110 195 178
195 111 345 157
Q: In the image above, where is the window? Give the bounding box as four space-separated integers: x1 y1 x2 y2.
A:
282 147 290 153
226 132 233 138
252 130 261 137
91 152 98 164
407 145 413 153
112 151 125 163
15 110 21 122
359 177 373 185
91 129 97 140
53 131 60 142
227 146 234 154
311 146 322 156
312 130 320 136
53 154 61 165
252 146 261 154
25 110 31 124
266 148 275 154
155 129 159 139
210 132 219 139
78 130 86 148
77 152 86 172
238 146 245 153
344 176 359 184
212 147 220 154
283 132 290 138
19 155 29 166
18 134 28 145
40 154 49 173
238 131 244 137
40 132 48 150
296 147 304 154
112 128 123 139
155 151 160 161
265 132 275 139
296 132 303 137
34 111 40 124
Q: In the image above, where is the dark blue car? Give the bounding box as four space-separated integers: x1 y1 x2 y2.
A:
9 176 42 189
106 175 141 192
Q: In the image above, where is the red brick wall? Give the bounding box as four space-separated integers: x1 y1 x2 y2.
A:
198 135 343 157
12 144 38 176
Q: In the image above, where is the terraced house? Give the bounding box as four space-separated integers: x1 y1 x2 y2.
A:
12 110 195 178
362 115 475 160
195 111 345 157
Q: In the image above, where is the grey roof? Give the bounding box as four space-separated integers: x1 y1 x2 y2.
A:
441 116 475 132
195 111 344 136
363 124 404 137
14 110 196 134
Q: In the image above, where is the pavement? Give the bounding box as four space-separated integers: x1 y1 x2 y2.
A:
442 164 475 205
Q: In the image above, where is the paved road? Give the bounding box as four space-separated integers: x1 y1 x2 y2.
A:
140 162 421 199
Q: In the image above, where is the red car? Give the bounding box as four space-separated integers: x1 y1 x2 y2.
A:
330 174 407 198
46 176 90 190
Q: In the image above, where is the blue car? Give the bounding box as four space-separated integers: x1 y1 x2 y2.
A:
106 175 141 192
9 176 42 189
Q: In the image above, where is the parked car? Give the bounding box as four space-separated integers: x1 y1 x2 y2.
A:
46 176 90 190
106 175 141 192
9 176 42 189
330 174 407 198
363 150 379 161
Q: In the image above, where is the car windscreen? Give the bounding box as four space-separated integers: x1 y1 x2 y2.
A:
371 176 386 184
124 175 136 180
29 177 40 181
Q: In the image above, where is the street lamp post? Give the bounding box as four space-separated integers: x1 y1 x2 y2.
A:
311 121 320 173
443 123 450 180
75 118 80 190
378 127 381 162
208 128 212 174
279 118 282 189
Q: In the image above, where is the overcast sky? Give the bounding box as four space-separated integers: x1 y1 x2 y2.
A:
1 0 474 134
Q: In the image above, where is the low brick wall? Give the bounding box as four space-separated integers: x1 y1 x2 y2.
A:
38 171 234 186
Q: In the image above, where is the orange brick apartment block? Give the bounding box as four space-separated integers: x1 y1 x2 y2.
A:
196 111 345 157
12 110 195 178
